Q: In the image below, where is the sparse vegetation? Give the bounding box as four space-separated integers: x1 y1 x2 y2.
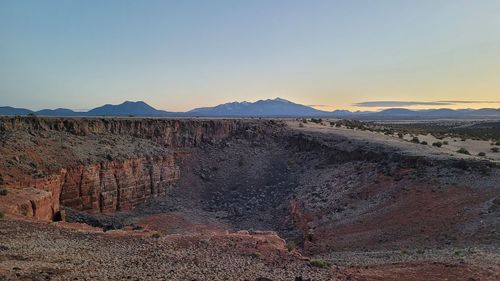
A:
443 141 449 145
0 188 7 196
20 204 29 216
329 121 335 127
151 231 162 239
0 211 4 219
432 142 442 147
29 162 38 170
0 117 499 279
328 119 368 130
411 137 420 143
371 122 500 142
251 252 262 259
457 148 470 155
310 118 322 124
310 259 333 268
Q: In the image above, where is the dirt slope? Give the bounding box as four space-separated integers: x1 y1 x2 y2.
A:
0 117 499 280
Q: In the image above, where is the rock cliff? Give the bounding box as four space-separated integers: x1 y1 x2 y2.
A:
0 117 251 220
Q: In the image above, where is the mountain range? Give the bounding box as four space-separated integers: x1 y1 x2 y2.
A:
188 98 325 116
1 98 500 119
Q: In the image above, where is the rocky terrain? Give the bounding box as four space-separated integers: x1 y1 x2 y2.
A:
0 117 248 220
0 117 499 280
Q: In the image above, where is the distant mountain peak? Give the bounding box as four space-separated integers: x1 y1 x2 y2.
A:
1 98 499 118
189 98 328 117
122 100 147 105
85 100 169 116
273 97 291 103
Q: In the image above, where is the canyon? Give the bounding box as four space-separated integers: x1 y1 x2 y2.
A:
0 117 250 220
0 117 499 280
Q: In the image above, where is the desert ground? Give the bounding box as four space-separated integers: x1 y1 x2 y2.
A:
0 117 499 280
288 119 500 162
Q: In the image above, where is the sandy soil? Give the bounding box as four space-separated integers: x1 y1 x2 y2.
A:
287 120 500 162
1 118 499 280
0 218 498 281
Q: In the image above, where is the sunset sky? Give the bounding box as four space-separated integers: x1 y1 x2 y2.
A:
1 0 500 112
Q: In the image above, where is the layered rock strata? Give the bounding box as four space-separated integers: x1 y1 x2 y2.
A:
0 117 249 220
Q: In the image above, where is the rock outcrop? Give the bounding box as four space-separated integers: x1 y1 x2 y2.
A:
0 117 243 147
59 157 179 213
0 117 252 220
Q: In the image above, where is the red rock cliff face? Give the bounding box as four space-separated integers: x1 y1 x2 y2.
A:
0 117 249 220
59 156 179 213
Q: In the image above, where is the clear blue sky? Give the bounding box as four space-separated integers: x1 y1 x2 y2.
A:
1 0 500 111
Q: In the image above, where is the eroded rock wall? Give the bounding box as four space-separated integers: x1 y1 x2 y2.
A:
0 117 243 147
0 117 249 220
59 156 179 213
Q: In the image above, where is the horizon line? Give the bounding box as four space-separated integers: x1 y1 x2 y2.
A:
2 98 500 113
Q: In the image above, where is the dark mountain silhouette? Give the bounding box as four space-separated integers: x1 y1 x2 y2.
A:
85 101 171 116
0 99 499 119
470 108 500 117
189 98 328 116
0 106 34 116
371 108 415 116
360 108 500 119
36 108 78 116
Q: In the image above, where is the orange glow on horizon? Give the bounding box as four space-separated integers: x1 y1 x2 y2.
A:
310 102 500 112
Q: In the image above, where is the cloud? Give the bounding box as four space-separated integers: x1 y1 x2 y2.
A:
353 100 500 107
437 100 500 104
353 101 452 107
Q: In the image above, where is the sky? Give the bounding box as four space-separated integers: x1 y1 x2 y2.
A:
1 0 500 112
